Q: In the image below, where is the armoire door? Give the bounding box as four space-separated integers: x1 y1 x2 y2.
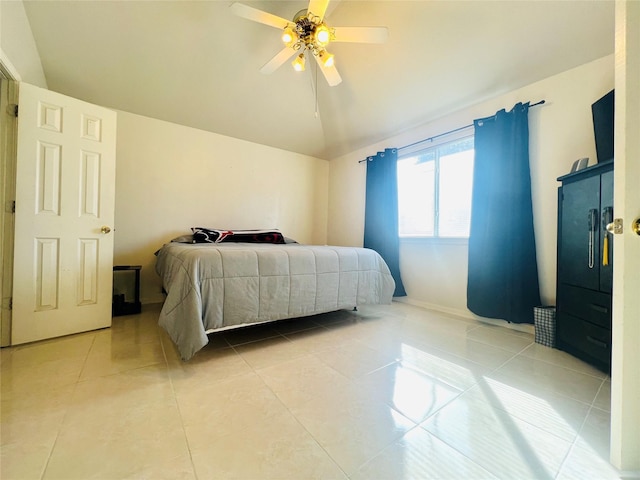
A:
559 175 601 291
12 82 117 344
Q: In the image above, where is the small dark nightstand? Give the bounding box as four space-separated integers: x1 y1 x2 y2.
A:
112 265 142 316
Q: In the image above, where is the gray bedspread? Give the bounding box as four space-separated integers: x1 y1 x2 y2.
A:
155 242 395 360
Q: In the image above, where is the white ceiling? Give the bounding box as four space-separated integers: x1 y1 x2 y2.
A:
23 0 614 160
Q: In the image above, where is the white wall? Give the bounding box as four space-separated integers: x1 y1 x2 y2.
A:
328 55 614 322
0 0 47 86
114 110 328 304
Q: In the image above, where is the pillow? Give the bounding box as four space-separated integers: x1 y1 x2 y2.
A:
191 227 220 243
191 228 285 244
170 234 194 243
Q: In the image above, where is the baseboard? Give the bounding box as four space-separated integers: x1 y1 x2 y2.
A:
620 469 640 479
394 297 535 335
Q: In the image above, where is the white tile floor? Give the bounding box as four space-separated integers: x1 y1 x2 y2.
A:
0 302 622 479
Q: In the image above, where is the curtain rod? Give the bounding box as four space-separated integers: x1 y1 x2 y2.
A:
399 99 546 152
359 99 545 163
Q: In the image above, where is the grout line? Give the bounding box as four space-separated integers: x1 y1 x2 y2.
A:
517 343 609 380
485 341 532 373
159 329 201 480
38 332 98 479
486 346 604 412
555 389 603 480
75 332 97 382
250 356 350 478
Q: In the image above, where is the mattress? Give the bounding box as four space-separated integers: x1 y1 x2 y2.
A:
155 242 395 360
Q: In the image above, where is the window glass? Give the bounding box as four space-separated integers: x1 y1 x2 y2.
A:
398 136 474 238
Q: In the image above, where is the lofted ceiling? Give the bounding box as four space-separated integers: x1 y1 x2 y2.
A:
22 0 614 160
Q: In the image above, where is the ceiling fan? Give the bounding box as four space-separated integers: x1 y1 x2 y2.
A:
230 0 388 86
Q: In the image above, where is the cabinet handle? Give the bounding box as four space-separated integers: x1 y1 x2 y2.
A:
588 209 598 269
589 304 609 314
586 335 608 349
602 207 613 266
602 207 613 230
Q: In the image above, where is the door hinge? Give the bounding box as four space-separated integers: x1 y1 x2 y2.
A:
11 200 15 213
8 104 18 117
2 298 11 310
13 104 18 117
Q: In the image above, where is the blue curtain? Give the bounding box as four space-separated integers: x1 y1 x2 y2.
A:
364 148 406 297
467 103 541 323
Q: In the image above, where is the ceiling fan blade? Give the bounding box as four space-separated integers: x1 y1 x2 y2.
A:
230 2 291 29
332 26 389 44
308 0 330 20
314 54 342 87
260 47 298 75
324 0 341 19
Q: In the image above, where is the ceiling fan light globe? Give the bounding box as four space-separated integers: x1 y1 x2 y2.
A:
292 53 306 72
282 27 297 46
315 25 331 46
320 50 334 67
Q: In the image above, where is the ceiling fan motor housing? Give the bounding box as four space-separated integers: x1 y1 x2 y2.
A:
289 9 332 56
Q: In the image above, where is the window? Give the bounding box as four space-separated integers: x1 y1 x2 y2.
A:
397 135 474 238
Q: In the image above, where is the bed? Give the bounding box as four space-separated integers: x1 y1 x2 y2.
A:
155 234 395 360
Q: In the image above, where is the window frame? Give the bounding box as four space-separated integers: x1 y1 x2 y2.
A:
397 132 474 240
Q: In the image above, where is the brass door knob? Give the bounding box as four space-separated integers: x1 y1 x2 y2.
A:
100 226 112 234
633 218 640 236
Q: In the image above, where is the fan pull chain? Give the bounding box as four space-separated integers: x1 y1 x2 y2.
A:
314 59 319 118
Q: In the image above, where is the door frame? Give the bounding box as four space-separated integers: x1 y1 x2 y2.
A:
0 53 20 347
610 0 640 473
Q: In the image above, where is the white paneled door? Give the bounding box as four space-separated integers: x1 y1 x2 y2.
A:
12 83 116 344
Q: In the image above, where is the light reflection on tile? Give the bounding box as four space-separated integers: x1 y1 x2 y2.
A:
556 443 622 480
575 406 611 458
462 378 591 442
352 427 498 480
355 361 462 423
421 392 573 479
519 342 608 379
490 355 604 405
0 301 623 479
416 333 517 369
397 342 491 390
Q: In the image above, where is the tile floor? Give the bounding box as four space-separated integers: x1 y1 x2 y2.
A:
0 302 622 479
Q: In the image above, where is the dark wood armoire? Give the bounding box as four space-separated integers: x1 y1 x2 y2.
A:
556 162 613 372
